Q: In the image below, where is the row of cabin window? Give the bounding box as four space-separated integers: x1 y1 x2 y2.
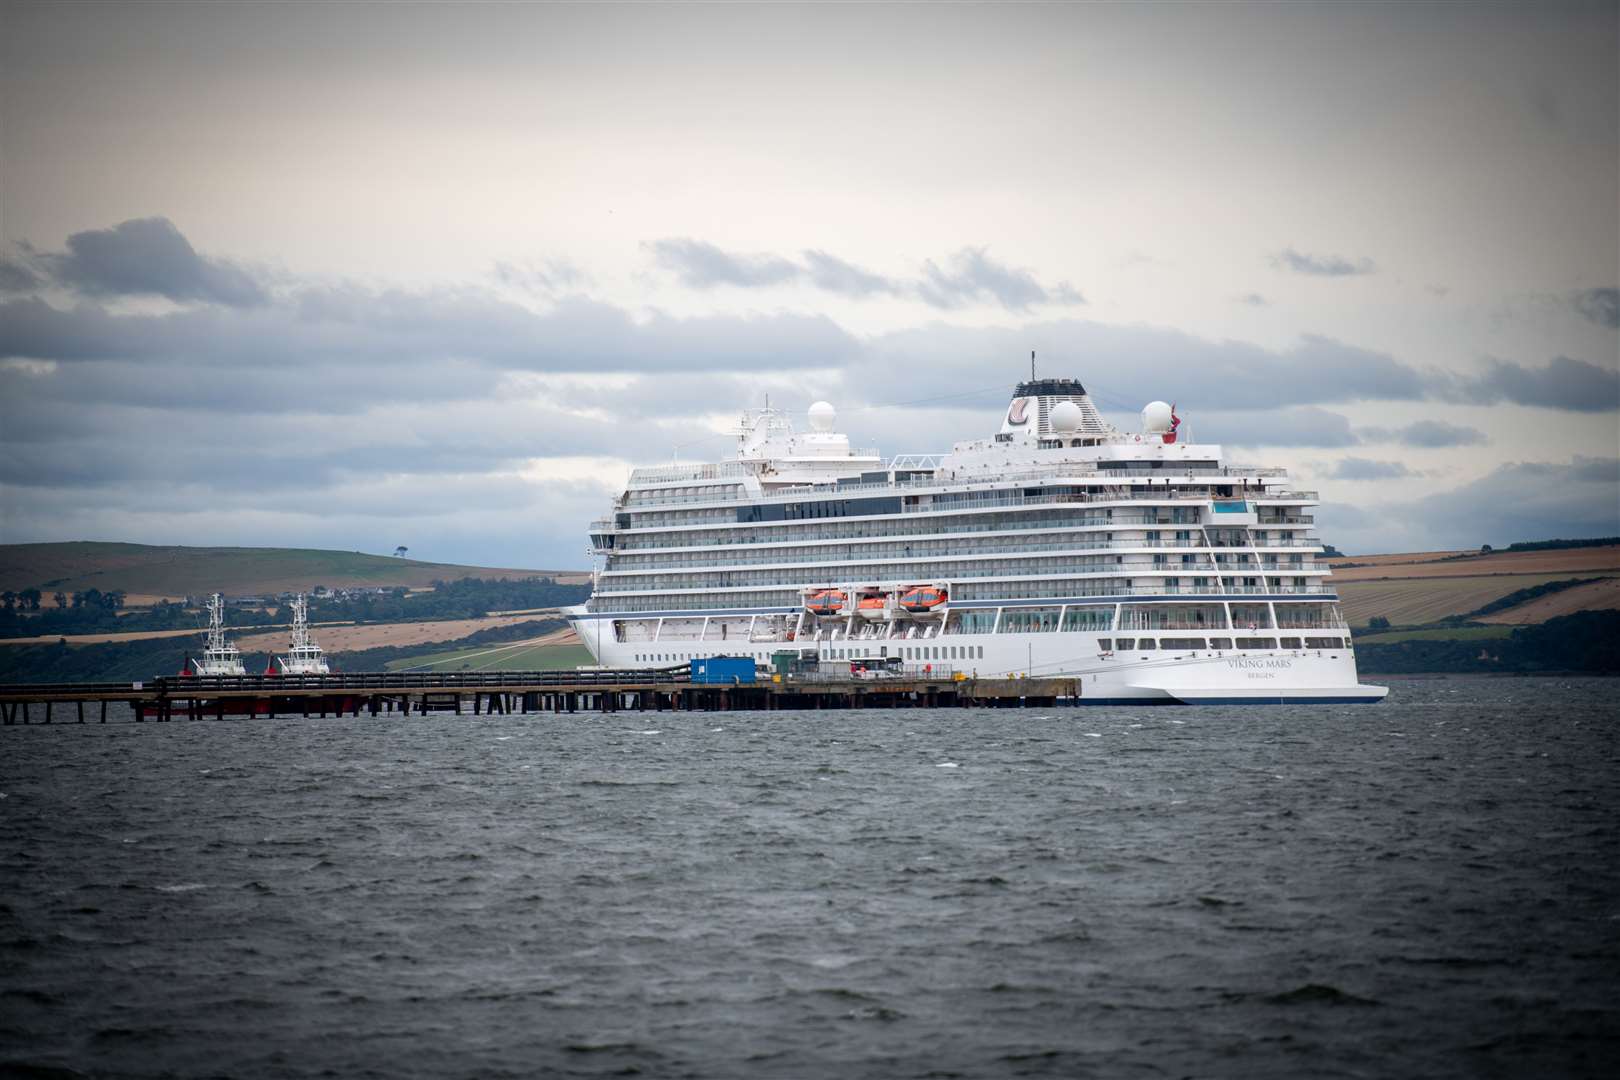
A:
1101 636 1346 651
631 646 989 663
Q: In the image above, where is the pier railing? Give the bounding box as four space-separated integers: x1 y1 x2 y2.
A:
0 667 693 701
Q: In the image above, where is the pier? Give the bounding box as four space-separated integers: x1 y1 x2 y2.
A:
0 670 1080 725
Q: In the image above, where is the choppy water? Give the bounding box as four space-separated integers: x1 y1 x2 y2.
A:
2 676 1617 1078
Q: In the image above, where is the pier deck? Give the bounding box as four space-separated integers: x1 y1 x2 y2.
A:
0 670 1080 724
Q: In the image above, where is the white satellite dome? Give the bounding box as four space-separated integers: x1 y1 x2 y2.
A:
1141 400 1173 434
807 400 837 432
1049 400 1082 434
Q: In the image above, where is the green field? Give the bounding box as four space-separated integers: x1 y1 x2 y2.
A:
1336 574 1605 628
0 541 583 598
1354 625 1515 645
386 641 595 673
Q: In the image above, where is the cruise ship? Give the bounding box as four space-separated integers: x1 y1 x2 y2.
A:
568 377 1387 704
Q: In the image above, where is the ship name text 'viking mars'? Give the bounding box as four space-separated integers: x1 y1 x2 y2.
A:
569 376 1387 704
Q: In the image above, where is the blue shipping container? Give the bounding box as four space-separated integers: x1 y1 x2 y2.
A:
690 657 756 685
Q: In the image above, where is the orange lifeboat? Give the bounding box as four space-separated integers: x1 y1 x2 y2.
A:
855 595 889 619
899 586 948 612
805 590 846 615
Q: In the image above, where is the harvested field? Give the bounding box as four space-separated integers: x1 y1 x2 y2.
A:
0 625 242 647
1326 551 1468 569
1336 574 1594 628
384 627 586 672
234 615 561 654
118 594 186 609
1478 577 1620 625
1330 547 1620 583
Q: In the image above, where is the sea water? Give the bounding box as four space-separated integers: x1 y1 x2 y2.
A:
2 676 1616 1077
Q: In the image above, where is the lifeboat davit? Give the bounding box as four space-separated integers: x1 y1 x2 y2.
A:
805 590 846 615
900 586 948 612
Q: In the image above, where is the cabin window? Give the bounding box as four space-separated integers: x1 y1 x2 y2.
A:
1209 637 1233 649
1280 637 1302 650
1305 637 1343 649
1138 639 1156 651
1115 638 1134 651
1236 637 1277 650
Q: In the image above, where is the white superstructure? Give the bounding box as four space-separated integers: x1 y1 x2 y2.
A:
191 592 247 676
273 594 330 675
569 378 1387 704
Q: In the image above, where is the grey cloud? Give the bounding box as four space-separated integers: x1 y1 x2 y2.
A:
1051 281 1086 305
539 370 842 425
648 237 1082 311
0 386 663 497
1573 287 1619 329
1271 247 1376 277
29 217 267 306
860 323 1427 411
918 247 1083 311
1236 293 1268 306
1571 455 1620 484
1385 456 1620 550
648 238 800 288
0 290 858 406
1527 80 1562 129
801 250 900 298
1358 420 1488 447
493 258 588 294
1444 355 1620 412
0 258 42 294
1329 458 1412 480
1200 406 1360 448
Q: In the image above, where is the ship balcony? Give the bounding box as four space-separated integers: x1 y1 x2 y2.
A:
590 570 1340 597
608 511 1181 544
606 538 1262 573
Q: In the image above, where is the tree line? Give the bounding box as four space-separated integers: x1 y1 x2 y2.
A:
1356 611 1620 674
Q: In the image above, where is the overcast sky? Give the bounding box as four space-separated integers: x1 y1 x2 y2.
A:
2 0 1616 566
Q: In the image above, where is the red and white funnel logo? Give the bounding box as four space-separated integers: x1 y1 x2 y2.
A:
1007 397 1031 425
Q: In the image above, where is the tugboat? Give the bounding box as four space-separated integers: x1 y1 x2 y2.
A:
270 594 330 675
189 593 246 676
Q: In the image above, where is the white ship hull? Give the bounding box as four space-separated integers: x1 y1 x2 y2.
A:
565 611 1386 704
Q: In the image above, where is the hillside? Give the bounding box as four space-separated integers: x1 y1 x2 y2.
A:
1331 545 1620 627
0 541 589 600
1476 577 1620 625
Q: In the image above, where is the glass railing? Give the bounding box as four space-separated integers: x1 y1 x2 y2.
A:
610 475 1317 514
594 570 1339 596
605 539 1327 573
